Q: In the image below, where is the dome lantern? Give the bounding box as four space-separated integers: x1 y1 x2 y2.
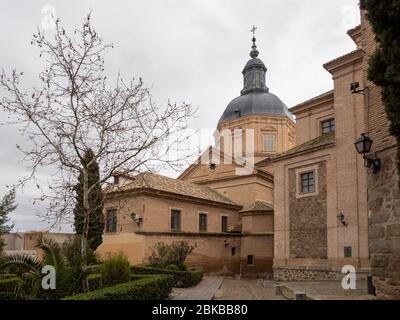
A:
217 27 294 126
241 28 269 96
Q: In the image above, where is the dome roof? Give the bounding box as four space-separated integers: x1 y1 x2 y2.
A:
217 34 294 126
218 92 294 125
243 58 267 73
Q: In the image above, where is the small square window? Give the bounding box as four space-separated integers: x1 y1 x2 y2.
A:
321 119 335 134
247 255 254 266
344 247 352 258
263 134 276 152
171 209 181 231
300 171 315 194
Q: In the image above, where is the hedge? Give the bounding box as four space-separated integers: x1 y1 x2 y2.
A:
87 273 160 291
130 266 203 288
63 274 174 300
87 273 102 291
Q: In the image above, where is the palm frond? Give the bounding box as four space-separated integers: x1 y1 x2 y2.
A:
35 237 66 272
1 253 42 276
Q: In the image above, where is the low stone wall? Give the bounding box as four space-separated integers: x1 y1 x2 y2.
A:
274 267 341 281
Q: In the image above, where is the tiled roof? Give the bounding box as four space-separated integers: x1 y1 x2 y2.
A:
273 132 335 161
107 172 239 207
239 200 274 213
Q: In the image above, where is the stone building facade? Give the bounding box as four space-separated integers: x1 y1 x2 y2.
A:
2 231 73 260
98 35 294 277
272 23 370 280
360 8 400 299
97 7 399 288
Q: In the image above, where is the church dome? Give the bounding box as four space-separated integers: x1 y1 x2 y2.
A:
218 33 294 126
219 92 293 124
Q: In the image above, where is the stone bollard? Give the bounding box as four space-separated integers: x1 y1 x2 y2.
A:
294 292 307 300
274 285 283 296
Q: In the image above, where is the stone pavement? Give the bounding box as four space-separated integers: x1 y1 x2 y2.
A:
170 277 375 300
279 280 375 300
170 276 224 300
214 278 282 300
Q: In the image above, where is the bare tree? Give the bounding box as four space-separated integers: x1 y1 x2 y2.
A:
0 14 194 260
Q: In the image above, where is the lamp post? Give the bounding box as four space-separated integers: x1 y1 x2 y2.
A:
354 133 381 173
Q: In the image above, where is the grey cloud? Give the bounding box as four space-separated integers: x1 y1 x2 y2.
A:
0 0 360 231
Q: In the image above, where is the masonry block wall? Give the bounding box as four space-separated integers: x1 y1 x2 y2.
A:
361 9 400 299
289 162 328 259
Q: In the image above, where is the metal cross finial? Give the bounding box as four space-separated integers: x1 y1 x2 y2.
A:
250 26 257 38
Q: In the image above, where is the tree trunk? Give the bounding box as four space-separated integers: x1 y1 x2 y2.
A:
81 168 90 262
81 168 90 292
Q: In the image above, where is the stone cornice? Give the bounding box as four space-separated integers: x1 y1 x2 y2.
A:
289 90 334 115
323 49 364 74
135 231 243 237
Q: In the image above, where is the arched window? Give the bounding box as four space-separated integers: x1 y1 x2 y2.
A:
255 72 261 87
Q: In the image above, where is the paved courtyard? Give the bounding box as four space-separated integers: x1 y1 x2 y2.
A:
214 278 282 300
279 280 374 300
170 276 224 300
169 277 375 300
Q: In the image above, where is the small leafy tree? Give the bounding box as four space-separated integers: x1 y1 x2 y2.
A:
148 241 196 271
73 149 104 251
100 252 130 287
61 235 98 267
0 188 17 254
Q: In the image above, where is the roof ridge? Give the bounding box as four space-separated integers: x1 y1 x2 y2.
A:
273 132 335 161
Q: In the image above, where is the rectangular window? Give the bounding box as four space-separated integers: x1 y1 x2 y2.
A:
263 134 276 152
221 216 228 233
247 255 254 266
106 209 117 233
199 213 207 232
170 209 181 231
231 247 236 256
344 247 353 258
255 72 261 87
300 171 315 194
321 119 335 134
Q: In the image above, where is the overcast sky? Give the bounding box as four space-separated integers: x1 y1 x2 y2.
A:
0 0 360 232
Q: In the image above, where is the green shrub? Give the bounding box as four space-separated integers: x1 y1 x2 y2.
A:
148 241 196 271
100 252 130 287
62 235 99 266
87 273 102 291
165 264 179 271
131 265 203 288
63 275 174 300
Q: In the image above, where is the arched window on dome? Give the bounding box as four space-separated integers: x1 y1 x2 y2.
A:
255 72 261 88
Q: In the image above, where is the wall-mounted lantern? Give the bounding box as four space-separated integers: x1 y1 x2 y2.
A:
354 133 381 173
350 82 365 94
337 211 347 226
